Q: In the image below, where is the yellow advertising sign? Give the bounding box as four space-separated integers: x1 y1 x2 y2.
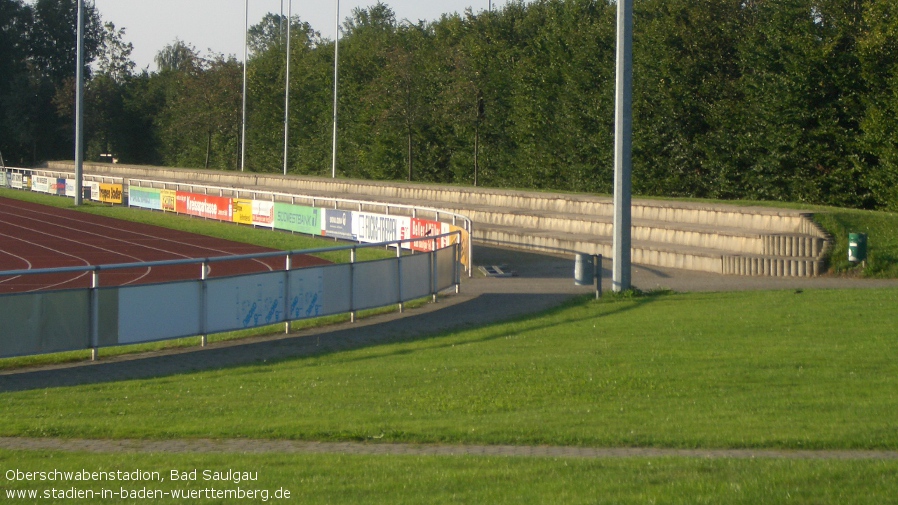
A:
448 225 470 271
97 183 123 204
161 189 177 212
233 198 254 225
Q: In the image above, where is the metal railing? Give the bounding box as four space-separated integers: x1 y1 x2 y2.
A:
0 233 461 360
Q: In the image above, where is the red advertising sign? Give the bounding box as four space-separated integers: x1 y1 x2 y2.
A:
175 192 233 221
410 218 444 252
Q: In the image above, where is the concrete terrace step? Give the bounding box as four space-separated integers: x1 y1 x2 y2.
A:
44 163 833 277
478 224 825 277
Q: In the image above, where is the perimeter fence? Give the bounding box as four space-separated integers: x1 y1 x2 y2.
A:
0 234 460 359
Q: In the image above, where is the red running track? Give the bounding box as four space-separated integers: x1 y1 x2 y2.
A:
0 197 330 294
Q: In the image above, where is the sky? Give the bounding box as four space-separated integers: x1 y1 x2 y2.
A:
87 0 515 72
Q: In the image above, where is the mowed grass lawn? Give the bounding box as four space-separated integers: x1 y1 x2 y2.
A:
2 289 896 450
2 289 897 504
2 450 896 504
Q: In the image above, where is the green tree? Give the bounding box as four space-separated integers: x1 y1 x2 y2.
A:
859 0 898 210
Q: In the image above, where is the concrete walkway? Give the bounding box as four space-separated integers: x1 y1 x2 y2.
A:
2 245 897 458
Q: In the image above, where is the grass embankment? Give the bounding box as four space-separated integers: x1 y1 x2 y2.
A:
2 289 896 449
2 289 897 503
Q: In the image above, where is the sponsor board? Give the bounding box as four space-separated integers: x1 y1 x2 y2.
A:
10 173 22 189
0 171 6 187
410 218 445 252
252 200 274 228
355 212 411 246
89 182 100 200
31 175 51 194
54 178 66 196
65 179 77 197
323 209 355 240
161 189 177 212
273 203 321 235
233 198 254 225
97 183 123 204
176 192 233 221
129 187 163 210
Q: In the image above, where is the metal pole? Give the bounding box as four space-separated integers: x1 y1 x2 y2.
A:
331 0 340 178
240 0 248 172
283 0 292 176
90 268 99 360
74 0 84 206
612 0 633 292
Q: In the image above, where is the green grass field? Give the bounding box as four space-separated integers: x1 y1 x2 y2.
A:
2 450 895 504
3 290 896 449
1 289 897 503
3 187 897 502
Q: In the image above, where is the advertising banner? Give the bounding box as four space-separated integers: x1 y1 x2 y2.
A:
31 175 51 194
89 182 100 200
54 178 66 196
65 179 76 197
323 209 355 240
161 189 176 212
176 192 232 221
10 173 22 189
410 218 445 252
0 171 7 188
233 198 254 225
252 200 275 228
129 187 162 211
97 183 123 204
273 203 322 235
355 212 411 246
448 224 470 270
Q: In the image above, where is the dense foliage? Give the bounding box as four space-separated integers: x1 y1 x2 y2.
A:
3 0 898 209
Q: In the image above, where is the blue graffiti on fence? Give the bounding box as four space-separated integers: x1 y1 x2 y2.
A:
243 302 258 327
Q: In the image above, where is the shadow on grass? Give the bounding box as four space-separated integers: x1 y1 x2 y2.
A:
0 290 665 394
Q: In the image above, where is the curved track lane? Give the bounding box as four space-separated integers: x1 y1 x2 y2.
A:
0 197 330 293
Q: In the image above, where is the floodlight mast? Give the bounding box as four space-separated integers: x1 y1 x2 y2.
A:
612 0 633 292
331 0 340 179
283 0 292 176
240 0 248 172
74 0 85 206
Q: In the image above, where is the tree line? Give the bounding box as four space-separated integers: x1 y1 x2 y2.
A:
2 0 898 210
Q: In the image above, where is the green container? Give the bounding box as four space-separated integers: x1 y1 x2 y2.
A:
848 232 867 263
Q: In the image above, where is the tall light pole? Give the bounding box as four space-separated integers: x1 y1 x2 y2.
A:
74 0 85 205
240 0 248 172
612 0 633 292
331 0 340 178
283 0 292 176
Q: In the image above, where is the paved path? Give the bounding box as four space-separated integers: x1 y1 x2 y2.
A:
1 437 896 460
3 245 897 458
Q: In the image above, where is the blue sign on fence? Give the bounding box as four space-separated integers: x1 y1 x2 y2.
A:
324 209 355 240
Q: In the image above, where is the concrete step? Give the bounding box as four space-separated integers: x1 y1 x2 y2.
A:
722 254 826 277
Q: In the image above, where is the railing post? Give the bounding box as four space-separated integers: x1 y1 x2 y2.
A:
397 244 404 313
200 260 208 346
285 253 292 334
90 267 99 361
431 237 438 303
455 240 461 294
350 247 356 323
